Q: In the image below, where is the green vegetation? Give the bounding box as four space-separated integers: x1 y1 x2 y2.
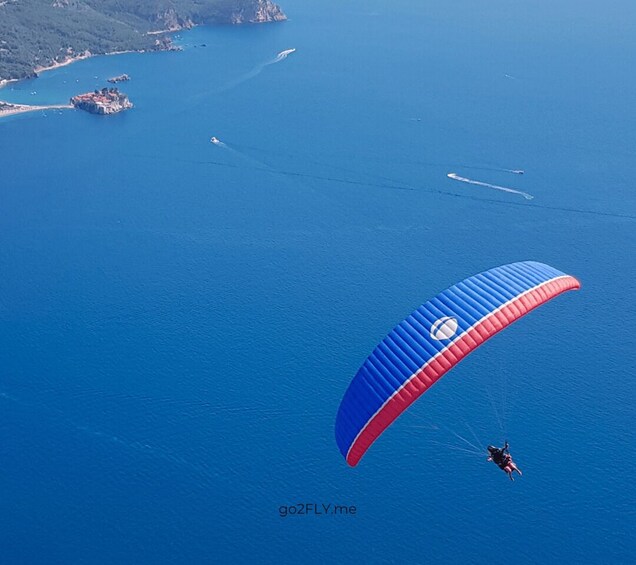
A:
0 0 285 81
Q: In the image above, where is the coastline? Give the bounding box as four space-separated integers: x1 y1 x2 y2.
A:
1 3 286 90
0 51 100 89
0 45 151 117
0 78 19 91
7 45 170 86
33 52 93 75
0 103 74 119
1 10 286 89
0 0 287 89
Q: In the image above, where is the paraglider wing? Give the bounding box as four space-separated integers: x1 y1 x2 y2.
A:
335 261 580 467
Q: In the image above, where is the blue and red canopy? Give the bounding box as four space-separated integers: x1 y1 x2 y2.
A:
335 261 580 467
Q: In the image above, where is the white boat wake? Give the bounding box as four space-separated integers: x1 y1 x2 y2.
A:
450 164 525 176
447 173 534 200
255 48 296 73
210 139 277 172
214 48 296 92
273 48 296 63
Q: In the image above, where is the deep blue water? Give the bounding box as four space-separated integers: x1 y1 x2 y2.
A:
1 1 635 563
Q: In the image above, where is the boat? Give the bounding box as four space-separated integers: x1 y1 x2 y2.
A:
210 136 220 144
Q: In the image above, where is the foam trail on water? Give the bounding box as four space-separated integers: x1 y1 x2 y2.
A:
187 48 297 104
447 173 534 200
218 48 295 91
213 139 275 171
273 48 296 62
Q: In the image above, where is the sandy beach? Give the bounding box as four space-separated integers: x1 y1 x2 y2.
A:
33 52 93 75
0 102 74 119
0 58 88 91
2 36 174 90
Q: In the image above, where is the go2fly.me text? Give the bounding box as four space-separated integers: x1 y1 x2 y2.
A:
279 503 357 518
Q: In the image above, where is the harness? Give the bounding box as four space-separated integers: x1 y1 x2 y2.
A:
492 450 511 470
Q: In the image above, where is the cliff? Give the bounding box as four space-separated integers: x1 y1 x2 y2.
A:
229 0 287 24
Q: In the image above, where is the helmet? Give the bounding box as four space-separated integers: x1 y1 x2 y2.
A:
487 445 496 453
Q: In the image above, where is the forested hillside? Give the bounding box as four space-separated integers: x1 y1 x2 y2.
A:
0 0 285 81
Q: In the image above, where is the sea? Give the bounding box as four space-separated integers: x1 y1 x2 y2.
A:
1 0 634 563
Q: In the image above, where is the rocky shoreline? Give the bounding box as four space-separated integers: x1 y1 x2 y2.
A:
229 0 287 24
152 0 286 30
107 74 131 84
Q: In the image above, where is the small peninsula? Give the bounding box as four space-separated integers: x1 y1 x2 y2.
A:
0 0 286 83
71 88 133 115
0 100 73 119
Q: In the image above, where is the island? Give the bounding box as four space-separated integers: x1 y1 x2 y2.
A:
0 1 287 83
107 74 131 84
71 88 133 115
